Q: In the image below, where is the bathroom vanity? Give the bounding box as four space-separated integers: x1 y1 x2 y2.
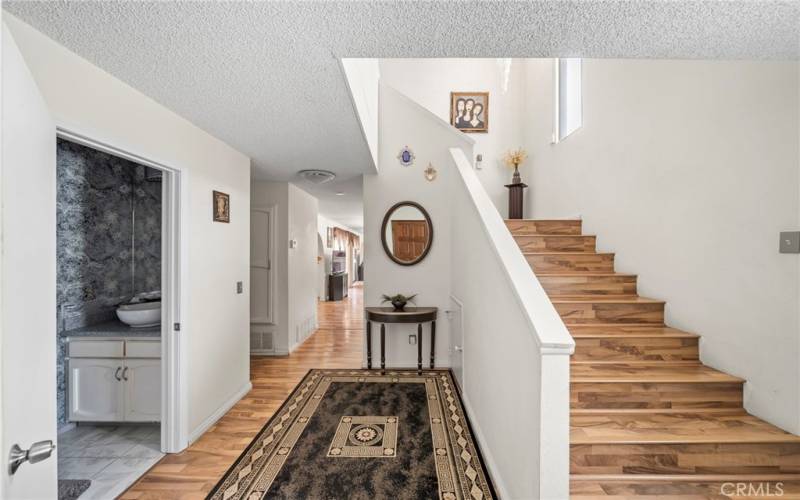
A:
64 322 161 423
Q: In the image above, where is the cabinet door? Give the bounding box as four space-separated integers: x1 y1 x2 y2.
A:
68 358 124 422
123 359 161 422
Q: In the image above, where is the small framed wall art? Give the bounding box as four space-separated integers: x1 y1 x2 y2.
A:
213 190 230 223
450 92 489 133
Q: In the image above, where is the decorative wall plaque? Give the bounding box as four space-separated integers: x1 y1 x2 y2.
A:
397 146 415 167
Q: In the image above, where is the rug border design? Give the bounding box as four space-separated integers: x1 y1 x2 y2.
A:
206 369 496 500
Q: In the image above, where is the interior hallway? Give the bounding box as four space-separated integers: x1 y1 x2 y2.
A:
121 284 364 499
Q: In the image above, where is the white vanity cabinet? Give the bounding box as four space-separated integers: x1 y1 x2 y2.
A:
67 338 160 423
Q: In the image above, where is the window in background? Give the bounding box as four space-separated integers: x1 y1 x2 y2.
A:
554 58 583 143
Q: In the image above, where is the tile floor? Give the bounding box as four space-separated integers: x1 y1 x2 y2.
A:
58 424 163 499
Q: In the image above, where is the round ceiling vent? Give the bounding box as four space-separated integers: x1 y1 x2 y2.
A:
297 169 336 184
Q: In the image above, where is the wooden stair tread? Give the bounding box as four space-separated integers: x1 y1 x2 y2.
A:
537 273 637 277
571 412 800 445
571 408 748 416
523 251 614 256
571 475 800 498
553 296 665 304
571 363 744 383
571 360 702 366
513 234 597 238
569 326 698 338
571 474 800 481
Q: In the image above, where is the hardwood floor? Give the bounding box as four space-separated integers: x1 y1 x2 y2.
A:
507 220 800 499
120 284 363 499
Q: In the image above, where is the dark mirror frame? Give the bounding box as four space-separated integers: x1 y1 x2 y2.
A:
380 201 434 266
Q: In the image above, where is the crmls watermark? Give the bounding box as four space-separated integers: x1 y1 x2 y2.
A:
721 482 784 497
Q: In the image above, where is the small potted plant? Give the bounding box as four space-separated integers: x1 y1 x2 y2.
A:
381 293 417 311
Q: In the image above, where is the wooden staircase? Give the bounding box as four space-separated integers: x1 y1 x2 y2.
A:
506 219 800 499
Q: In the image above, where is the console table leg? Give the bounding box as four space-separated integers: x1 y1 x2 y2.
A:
366 321 372 369
430 320 436 369
380 323 386 374
417 324 423 374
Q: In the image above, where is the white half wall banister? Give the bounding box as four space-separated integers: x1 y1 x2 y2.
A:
449 146 573 499
450 148 573 353
340 58 380 171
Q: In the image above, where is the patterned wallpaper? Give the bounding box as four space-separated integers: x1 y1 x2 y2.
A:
56 138 161 424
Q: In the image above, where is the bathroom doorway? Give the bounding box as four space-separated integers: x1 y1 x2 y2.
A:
54 130 185 499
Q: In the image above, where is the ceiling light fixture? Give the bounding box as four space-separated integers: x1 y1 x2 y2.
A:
335 192 346 196
297 169 336 184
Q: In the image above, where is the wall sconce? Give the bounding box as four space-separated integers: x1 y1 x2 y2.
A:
475 154 483 170
424 163 437 182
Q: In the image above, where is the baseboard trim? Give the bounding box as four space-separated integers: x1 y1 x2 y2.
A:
188 381 252 444
460 393 511 500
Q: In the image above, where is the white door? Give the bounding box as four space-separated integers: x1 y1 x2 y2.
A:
1 23 58 498
250 208 273 324
448 296 465 389
68 359 125 422
124 359 162 422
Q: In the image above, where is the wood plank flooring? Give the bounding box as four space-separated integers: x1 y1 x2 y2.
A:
120 285 363 499
506 219 800 498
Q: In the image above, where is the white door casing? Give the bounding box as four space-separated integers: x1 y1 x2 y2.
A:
68 359 125 422
1 22 58 498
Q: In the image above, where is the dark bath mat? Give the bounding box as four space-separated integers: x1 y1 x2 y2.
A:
58 479 91 500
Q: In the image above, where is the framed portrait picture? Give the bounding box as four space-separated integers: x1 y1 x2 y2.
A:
450 92 489 133
213 190 230 223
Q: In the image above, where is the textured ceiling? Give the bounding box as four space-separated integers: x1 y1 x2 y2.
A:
4 1 799 226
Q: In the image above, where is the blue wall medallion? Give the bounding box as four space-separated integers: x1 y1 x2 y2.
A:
397 146 415 167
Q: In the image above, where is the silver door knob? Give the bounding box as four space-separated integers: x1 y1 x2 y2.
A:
454 345 463 352
9 440 55 475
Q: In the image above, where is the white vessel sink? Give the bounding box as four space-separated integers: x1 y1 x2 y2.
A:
116 301 161 328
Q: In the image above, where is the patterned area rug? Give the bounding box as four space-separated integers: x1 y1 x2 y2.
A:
208 369 495 500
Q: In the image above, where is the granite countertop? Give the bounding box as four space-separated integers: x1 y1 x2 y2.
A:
60 320 161 339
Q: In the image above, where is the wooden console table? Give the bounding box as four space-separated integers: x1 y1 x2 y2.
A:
364 307 438 373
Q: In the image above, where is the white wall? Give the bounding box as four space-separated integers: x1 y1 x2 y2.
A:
363 84 474 368
379 58 526 216
288 184 320 350
5 15 252 440
524 58 800 433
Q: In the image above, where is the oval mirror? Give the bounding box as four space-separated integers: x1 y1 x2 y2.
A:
381 201 433 266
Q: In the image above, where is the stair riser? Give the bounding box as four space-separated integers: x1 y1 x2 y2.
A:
571 479 800 497
514 235 596 253
506 220 582 235
527 254 615 273
540 275 637 296
571 442 800 475
573 337 699 362
571 382 743 410
556 302 665 325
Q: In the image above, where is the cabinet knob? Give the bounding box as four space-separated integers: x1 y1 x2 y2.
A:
114 367 122 381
